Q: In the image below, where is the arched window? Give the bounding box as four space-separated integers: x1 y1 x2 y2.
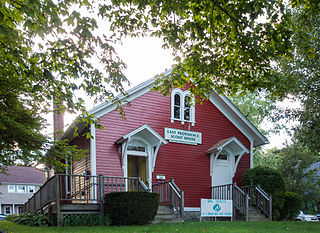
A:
184 95 191 121
174 93 182 120
171 89 195 125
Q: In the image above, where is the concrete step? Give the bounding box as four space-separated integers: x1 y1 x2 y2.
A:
157 205 174 215
248 206 271 221
152 204 182 224
154 213 179 220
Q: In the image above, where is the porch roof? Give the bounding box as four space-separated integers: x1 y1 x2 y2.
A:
206 136 249 155
115 124 168 146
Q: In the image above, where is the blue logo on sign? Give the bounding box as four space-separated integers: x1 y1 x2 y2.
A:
213 204 221 212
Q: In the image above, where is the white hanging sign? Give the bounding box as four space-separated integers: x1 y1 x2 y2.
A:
164 127 202 145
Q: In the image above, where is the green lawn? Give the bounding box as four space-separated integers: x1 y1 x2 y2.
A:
0 221 320 233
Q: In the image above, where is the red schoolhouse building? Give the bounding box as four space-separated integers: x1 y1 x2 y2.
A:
62 74 268 219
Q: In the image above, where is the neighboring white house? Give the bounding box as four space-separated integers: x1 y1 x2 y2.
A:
0 166 45 215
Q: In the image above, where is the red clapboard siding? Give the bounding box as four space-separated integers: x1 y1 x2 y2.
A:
95 90 250 207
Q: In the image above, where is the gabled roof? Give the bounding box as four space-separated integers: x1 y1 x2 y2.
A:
206 137 249 155
115 124 168 146
62 70 268 147
0 166 45 185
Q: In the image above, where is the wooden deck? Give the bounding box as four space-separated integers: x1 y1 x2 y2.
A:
23 174 148 225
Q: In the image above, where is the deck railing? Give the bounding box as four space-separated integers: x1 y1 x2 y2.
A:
241 185 272 220
211 183 249 221
22 173 148 221
152 179 184 218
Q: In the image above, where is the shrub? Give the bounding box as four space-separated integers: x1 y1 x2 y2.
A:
280 192 303 220
8 212 54 226
242 166 286 220
104 191 159 225
63 214 109 226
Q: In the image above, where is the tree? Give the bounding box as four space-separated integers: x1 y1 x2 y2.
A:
0 0 128 168
1 0 317 168
275 1 320 152
257 141 320 213
230 92 277 135
276 143 320 213
102 0 294 98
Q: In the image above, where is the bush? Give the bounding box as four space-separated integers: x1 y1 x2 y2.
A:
63 214 109 226
242 166 286 220
104 191 159 225
7 212 54 226
281 192 303 220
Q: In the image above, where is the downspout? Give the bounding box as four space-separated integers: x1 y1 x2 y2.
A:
250 139 254 168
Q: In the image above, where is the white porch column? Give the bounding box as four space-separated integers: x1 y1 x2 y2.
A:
90 124 97 202
147 149 152 191
12 204 15 214
90 124 97 176
0 203 2 214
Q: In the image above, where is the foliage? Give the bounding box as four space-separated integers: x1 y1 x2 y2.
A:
280 192 303 221
254 148 282 169
2 219 320 233
258 142 320 214
63 214 109 226
242 166 286 219
102 0 295 99
0 0 128 168
104 191 159 225
230 92 276 135
275 1 320 153
7 212 54 226
1 0 318 168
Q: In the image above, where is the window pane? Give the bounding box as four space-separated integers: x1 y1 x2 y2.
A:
184 108 190 121
28 186 35 193
127 145 145 152
174 94 181 106
174 106 180 119
184 96 191 108
17 185 26 193
5 206 11 215
8 185 15 193
217 154 228 160
184 96 191 121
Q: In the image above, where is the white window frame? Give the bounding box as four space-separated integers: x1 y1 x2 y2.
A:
171 88 195 125
8 185 15 193
5 206 12 215
28 186 35 194
16 185 26 193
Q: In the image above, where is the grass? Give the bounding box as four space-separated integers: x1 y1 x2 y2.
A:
0 220 320 233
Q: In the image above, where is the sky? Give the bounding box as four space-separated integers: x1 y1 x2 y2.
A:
51 35 291 150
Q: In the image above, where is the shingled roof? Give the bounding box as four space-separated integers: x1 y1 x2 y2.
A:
0 166 45 185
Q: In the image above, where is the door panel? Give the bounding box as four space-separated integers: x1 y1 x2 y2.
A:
128 155 147 183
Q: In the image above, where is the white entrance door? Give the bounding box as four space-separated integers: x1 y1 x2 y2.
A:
212 153 232 186
212 153 233 199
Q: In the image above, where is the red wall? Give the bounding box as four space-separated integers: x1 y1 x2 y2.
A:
95 91 250 207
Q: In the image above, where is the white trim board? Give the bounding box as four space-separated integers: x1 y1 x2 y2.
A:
184 207 201 211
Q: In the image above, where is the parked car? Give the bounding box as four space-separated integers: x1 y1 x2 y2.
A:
0 214 6 221
296 211 318 221
317 213 320 221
